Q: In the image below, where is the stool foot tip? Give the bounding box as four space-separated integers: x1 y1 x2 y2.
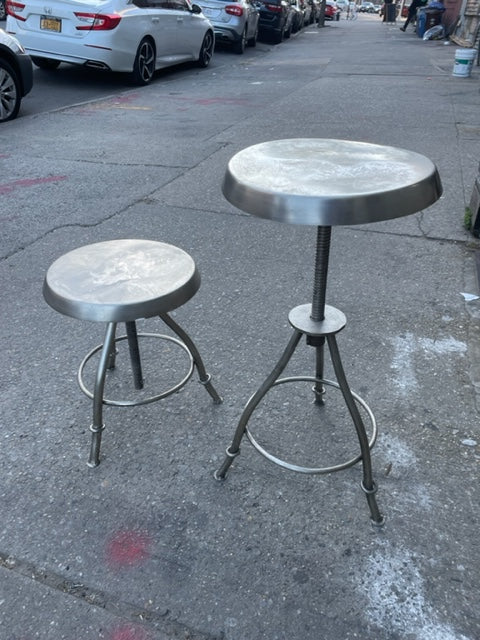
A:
371 515 386 528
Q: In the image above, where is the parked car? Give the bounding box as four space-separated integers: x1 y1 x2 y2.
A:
256 0 294 43
358 1 376 11
6 0 215 85
0 27 32 121
324 0 340 19
335 0 348 10
289 0 305 31
0 0 6 20
195 0 259 53
299 0 313 24
307 0 321 22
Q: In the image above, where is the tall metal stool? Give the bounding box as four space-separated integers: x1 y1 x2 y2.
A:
215 139 442 524
44 239 222 467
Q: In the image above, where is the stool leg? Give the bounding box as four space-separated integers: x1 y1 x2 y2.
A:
314 339 326 404
306 335 326 404
159 312 222 404
215 330 303 479
126 321 144 390
326 334 385 526
107 325 117 370
88 322 117 468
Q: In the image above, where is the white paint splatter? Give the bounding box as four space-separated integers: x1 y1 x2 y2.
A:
418 337 467 355
391 332 417 393
357 543 470 640
379 433 433 510
391 334 466 394
380 433 417 468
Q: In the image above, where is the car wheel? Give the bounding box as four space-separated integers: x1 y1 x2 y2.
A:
284 20 292 38
197 31 214 68
233 26 247 54
132 38 155 86
248 22 258 47
31 57 61 70
0 60 21 123
273 26 283 43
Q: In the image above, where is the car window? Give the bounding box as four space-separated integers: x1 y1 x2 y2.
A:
169 0 190 9
132 0 171 6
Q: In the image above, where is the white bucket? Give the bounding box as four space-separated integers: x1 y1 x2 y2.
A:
452 48 476 77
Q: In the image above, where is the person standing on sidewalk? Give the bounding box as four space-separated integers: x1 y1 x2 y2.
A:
400 0 423 31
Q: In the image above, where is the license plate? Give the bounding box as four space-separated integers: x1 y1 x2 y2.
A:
40 16 62 32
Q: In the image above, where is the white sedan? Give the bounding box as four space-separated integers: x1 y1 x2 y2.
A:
6 0 215 84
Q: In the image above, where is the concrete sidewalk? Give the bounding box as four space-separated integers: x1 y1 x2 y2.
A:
1 13 479 640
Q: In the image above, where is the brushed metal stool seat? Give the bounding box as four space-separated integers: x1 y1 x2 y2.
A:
44 239 222 467
215 139 443 525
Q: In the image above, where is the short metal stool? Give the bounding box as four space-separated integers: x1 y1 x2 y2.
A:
215 139 442 525
44 239 222 467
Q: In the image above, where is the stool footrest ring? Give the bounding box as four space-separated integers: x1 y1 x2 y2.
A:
244 375 377 475
78 332 194 407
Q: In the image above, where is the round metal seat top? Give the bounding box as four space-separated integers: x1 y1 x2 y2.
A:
222 138 443 226
43 239 200 323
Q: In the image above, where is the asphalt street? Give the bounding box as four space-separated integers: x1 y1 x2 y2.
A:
1 13 480 640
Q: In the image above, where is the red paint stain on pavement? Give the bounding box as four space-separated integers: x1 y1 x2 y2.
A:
162 95 251 107
194 97 250 106
110 94 139 104
0 176 67 195
109 623 151 640
105 529 151 568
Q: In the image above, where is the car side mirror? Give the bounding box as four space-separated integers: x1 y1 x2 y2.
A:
191 3 202 12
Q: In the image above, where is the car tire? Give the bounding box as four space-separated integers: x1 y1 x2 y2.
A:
233 26 247 54
284 21 292 38
31 57 61 70
132 38 155 86
273 26 284 43
248 22 258 47
0 59 21 122
197 31 214 68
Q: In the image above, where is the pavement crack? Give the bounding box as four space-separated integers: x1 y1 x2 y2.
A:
0 551 224 640
344 224 465 246
19 156 193 169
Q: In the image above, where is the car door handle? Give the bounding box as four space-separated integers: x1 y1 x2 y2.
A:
152 16 160 22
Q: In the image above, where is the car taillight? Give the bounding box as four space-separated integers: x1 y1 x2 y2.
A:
225 4 244 16
6 0 26 21
264 3 282 11
74 12 122 30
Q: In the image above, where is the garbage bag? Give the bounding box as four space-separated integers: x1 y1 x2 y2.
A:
423 24 445 40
